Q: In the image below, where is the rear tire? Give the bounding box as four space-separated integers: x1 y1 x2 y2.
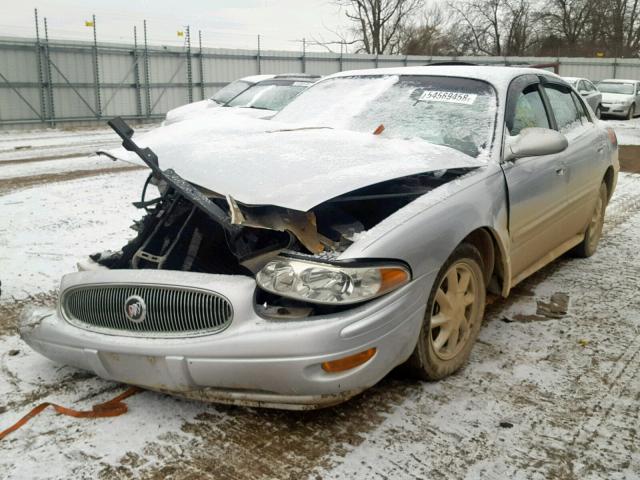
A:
573 182 608 258
406 243 486 380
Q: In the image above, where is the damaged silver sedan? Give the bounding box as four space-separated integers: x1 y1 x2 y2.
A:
20 66 619 409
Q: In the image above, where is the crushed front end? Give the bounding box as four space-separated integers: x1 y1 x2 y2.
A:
20 118 465 409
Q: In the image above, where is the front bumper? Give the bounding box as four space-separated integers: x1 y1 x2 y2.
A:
601 104 631 116
20 270 432 410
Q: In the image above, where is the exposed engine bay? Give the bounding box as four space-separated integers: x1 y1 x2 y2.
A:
93 167 471 276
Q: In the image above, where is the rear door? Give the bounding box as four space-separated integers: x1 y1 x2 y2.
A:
577 80 599 112
584 80 602 112
501 75 568 280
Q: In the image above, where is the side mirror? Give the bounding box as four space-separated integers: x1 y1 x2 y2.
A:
579 90 589 96
504 127 568 162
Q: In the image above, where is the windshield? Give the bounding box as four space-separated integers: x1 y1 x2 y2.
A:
225 80 313 111
275 75 496 158
211 80 252 105
599 82 635 95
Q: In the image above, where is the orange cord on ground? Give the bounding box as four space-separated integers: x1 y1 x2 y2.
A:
0 386 142 441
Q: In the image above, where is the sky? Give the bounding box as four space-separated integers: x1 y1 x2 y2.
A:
0 0 352 51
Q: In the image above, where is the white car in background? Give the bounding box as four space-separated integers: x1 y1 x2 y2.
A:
563 77 603 118
163 74 320 125
597 79 640 119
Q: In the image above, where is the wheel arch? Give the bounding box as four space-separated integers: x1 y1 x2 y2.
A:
461 226 511 297
603 166 615 202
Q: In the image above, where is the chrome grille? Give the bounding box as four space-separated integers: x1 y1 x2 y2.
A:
61 284 233 338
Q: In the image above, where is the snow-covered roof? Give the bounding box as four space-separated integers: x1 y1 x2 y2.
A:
239 74 276 84
327 65 560 90
240 73 321 84
600 78 638 83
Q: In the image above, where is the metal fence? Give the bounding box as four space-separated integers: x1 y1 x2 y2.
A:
2 31 640 129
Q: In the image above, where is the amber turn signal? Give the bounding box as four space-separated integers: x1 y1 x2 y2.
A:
379 268 410 294
321 348 377 373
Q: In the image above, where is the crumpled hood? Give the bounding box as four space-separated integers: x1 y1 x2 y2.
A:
601 92 633 104
105 113 486 211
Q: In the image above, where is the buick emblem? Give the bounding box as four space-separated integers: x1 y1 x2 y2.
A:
124 295 146 324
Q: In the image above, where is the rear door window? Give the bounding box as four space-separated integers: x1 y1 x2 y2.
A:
544 85 582 133
511 87 550 135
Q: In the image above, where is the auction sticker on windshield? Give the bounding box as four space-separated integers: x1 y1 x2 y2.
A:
418 90 477 105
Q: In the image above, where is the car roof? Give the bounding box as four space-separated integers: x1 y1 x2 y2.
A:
600 78 638 83
239 74 277 84
326 65 561 90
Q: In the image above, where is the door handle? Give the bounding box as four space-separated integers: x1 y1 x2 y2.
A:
597 146 605 153
555 167 565 176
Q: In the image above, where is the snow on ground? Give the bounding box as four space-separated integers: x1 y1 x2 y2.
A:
0 125 156 163
0 169 148 302
0 155 138 180
0 125 639 479
601 117 640 145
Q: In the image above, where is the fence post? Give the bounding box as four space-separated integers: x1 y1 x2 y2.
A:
339 42 344 71
91 14 102 118
143 19 151 118
613 58 618 79
257 34 261 74
198 30 205 100
133 26 143 118
185 25 193 103
34 9 47 123
43 17 56 127
302 38 306 73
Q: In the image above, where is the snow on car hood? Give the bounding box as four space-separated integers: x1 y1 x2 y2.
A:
601 93 633 103
165 99 218 124
105 114 486 211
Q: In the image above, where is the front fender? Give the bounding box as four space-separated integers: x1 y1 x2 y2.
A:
340 165 511 292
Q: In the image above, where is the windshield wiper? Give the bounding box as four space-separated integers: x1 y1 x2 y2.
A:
266 126 333 133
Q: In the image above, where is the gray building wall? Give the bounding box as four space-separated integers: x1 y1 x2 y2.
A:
1 35 639 129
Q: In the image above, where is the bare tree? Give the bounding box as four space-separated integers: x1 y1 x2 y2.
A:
399 5 456 55
449 0 540 56
542 0 595 48
336 0 423 54
605 0 640 55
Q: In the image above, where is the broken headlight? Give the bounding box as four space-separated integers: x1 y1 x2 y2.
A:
256 257 410 305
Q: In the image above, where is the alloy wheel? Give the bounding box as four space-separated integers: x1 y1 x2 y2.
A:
429 261 482 361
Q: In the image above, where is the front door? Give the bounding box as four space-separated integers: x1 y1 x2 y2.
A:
501 77 568 280
543 83 606 236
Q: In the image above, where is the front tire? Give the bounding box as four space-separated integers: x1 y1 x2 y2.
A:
627 104 635 120
595 105 602 119
573 182 608 258
406 243 486 380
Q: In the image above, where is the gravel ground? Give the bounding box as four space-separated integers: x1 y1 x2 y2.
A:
0 125 639 479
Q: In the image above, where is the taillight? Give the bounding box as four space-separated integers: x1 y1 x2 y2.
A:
607 128 618 148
